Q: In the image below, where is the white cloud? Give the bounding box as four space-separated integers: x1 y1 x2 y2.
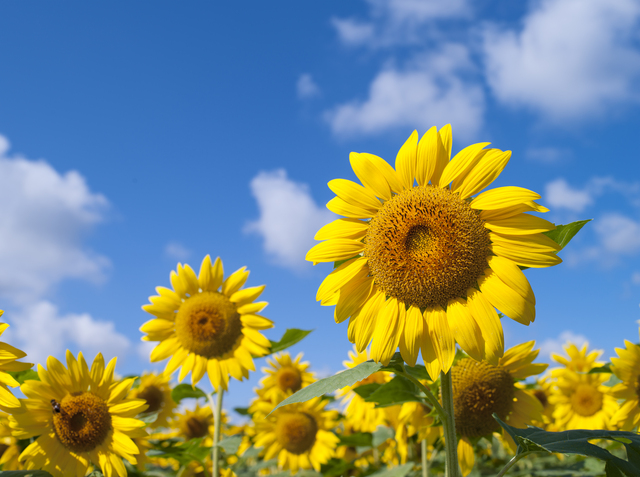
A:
137 340 156 362
5 301 130 366
632 272 640 285
545 178 593 212
165 241 191 261
538 330 588 361
245 169 334 271
594 213 640 256
483 0 640 121
332 0 469 47
0 136 109 304
296 74 320 99
325 44 484 139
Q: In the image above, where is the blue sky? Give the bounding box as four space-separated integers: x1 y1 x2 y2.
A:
0 0 639 410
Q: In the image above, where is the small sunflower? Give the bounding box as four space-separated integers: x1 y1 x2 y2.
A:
0 411 22 470
0 319 33 413
169 403 227 444
127 372 176 429
141 255 274 391
610 338 640 430
307 126 560 372
338 347 390 433
452 341 547 476
9 351 148 477
258 352 315 402
253 396 340 474
530 377 557 430
548 343 617 430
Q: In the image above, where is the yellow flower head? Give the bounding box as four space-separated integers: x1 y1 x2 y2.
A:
452 341 547 476
258 352 315 402
253 396 340 474
9 351 148 477
307 126 560 373
0 319 33 413
338 347 390 433
0 411 22 470
126 372 177 429
140 255 274 391
169 403 227 444
548 342 617 430
610 338 640 430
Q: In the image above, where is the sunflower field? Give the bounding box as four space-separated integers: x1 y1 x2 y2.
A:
1 127 639 477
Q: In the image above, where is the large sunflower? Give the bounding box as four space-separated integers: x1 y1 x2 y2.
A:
0 319 33 414
306 126 560 371
548 343 617 430
452 341 547 476
610 338 640 430
9 351 148 477
253 396 340 474
140 255 274 391
127 372 176 430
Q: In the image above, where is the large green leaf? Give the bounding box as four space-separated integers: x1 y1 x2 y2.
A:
588 363 612 374
170 383 207 403
352 382 382 399
268 359 385 414
7 369 39 385
543 220 591 250
337 432 373 447
216 435 243 454
365 375 426 408
495 415 640 476
269 329 313 354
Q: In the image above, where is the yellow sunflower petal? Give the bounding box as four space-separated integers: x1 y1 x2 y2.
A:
447 298 484 361
150 337 181 362
490 231 561 254
439 142 490 188
370 298 403 365
466 288 504 365
350 152 392 200
470 186 541 210
399 306 424 367
490 243 562 268
230 285 265 307
314 218 368 241
316 257 368 302
487 255 535 304
222 267 249 296
354 288 385 352
328 178 383 211
326 196 375 219
395 130 418 190
484 214 556 235
456 149 511 199
425 306 455 375
458 437 475 477
478 270 535 325
417 126 443 186
481 201 549 221
306 239 364 263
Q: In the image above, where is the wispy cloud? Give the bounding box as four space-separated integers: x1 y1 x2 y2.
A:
297 74 321 99
164 241 191 261
538 330 588 361
245 169 334 271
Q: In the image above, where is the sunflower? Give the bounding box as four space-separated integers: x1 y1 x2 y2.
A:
338 347 390 433
610 338 640 430
258 352 315 402
0 319 33 413
169 403 228 445
0 411 22 470
253 396 340 474
141 255 274 391
9 351 148 477
548 343 617 430
530 377 557 430
127 372 176 429
452 341 547 476
307 126 560 372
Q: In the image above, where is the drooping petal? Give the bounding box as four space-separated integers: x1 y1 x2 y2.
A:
487 255 535 304
466 288 504 365
458 437 476 477
370 298 403 365
478 269 535 325
424 306 455 375
399 305 424 367
446 298 484 361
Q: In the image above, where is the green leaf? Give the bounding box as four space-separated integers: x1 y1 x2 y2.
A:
372 426 394 447
138 410 160 424
269 329 313 354
352 382 382 399
404 364 431 381
216 435 242 454
233 407 250 416
543 219 591 250
588 363 612 374
494 414 640 476
321 458 355 477
605 461 626 477
365 375 425 408
268 359 385 415
7 369 39 385
337 432 373 447
170 383 207 404
0 472 56 477
368 463 414 477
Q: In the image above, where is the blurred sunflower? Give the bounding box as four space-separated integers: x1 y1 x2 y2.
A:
169 403 227 444
307 126 560 371
338 347 390 433
610 338 640 430
548 343 617 430
0 319 33 413
0 411 22 470
258 352 315 402
141 255 274 391
530 377 556 430
127 372 176 429
452 341 547 476
9 351 147 477
253 396 339 474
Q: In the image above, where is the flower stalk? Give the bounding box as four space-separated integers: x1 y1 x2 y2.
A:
209 390 224 477
441 370 461 477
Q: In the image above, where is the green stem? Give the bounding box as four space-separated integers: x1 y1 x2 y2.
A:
495 452 532 477
208 390 224 477
440 370 460 477
421 438 428 477
399 365 446 421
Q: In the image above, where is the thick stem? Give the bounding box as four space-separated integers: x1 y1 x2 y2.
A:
208 390 224 477
421 438 428 477
495 452 532 477
440 370 460 477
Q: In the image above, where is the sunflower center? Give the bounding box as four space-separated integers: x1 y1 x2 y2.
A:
275 412 318 455
570 383 603 417
0 443 8 457
533 389 548 409
634 375 640 400
175 292 242 358
452 358 515 438
137 385 164 414
365 186 491 309
52 392 112 453
184 416 209 439
276 366 303 393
